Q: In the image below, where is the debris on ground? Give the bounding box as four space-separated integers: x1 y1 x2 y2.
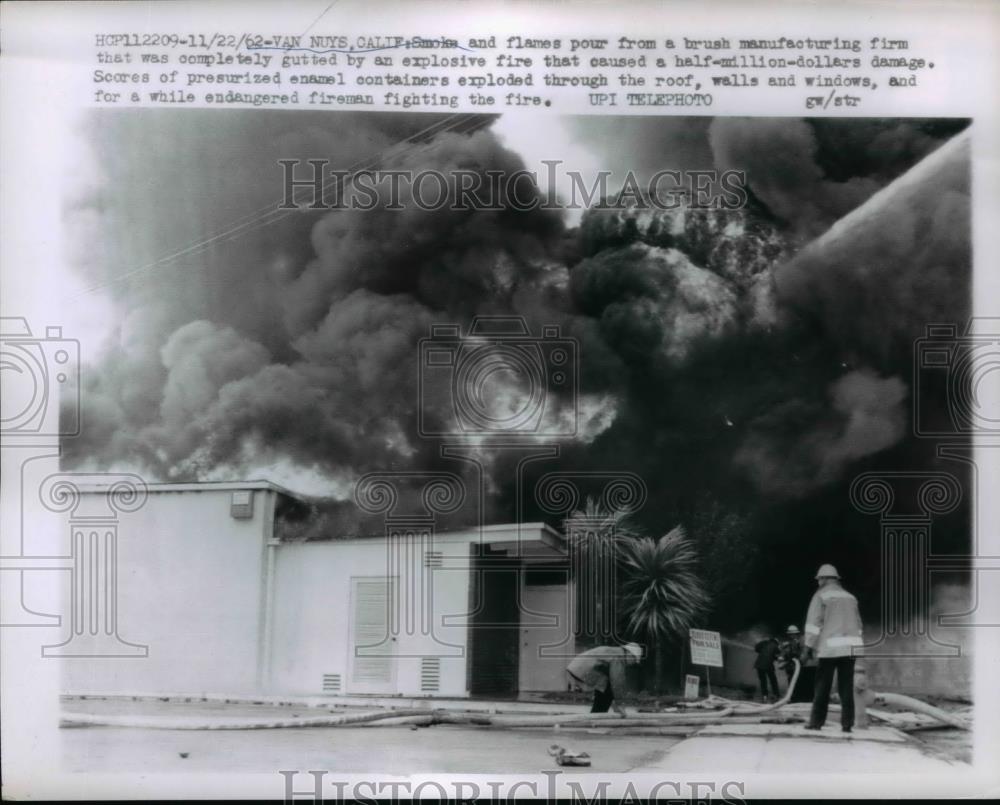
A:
548 744 591 766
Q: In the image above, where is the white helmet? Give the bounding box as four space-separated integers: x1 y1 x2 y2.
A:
623 643 643 660
815 563 840 579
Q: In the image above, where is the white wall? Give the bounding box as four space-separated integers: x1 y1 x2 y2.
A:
60 488 271 695
57 505 563 699
269 539 472 697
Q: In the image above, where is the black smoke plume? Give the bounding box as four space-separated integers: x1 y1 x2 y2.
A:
63 112 971 628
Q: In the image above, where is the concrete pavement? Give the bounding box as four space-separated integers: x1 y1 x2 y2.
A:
62 722 683 774
631 723 962 773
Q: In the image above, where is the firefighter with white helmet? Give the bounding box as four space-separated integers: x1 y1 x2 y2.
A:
802 564 864 732
780 626 800 676
566 643 643 716
779 624 815 702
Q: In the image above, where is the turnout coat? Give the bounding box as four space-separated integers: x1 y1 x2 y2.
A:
565 646 630 693
804 581 864 658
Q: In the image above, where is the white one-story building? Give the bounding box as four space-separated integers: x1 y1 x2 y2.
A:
56 481 579 699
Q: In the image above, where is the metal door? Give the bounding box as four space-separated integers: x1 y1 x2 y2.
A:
519 584 573 691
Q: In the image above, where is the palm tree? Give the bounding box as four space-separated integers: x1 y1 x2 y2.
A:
618 525 711 693
564 497 642 645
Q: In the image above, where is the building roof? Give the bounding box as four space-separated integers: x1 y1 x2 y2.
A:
75 479 304 499
290 521 563 542
292 521 567 556
74 481 566 553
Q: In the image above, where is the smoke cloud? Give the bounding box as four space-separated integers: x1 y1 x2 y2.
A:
65 112 567 489
774 129 971 367
709 117 881 239
734 369 908 498
64 113 969 493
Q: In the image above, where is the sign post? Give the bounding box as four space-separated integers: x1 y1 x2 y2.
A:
688 629 723 698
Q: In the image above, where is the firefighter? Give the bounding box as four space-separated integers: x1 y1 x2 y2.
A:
753 635 780 702
779 624 814 702
566 643 643 715
779 625 801 683
801 564 864 733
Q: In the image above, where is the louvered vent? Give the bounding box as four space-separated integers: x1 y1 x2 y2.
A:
420 657 441 693
352 579 392 683
322 673 342 692
424 551 443 568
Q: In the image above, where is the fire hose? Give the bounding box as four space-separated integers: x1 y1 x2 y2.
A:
60 707 443 730
685 659 970 731
701 657 803 715
60 706 737 730
872 692 971 731
60 659 969 731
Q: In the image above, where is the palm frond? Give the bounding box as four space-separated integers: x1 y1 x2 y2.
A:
562 501 710 647
568 497 643 535
564 496 643 558
618 526 711 644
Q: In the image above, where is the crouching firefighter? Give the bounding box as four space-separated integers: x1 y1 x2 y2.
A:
566 643 643 715
780 625 815 703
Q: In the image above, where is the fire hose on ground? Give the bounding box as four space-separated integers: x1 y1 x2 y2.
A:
693 659 969 731
60 707 444 730
872 692 971 731
60 660 969 732
59 706 738 730
701 657 803 715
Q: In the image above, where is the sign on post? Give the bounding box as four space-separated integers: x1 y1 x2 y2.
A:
684 674 701 699
689 629 723 668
